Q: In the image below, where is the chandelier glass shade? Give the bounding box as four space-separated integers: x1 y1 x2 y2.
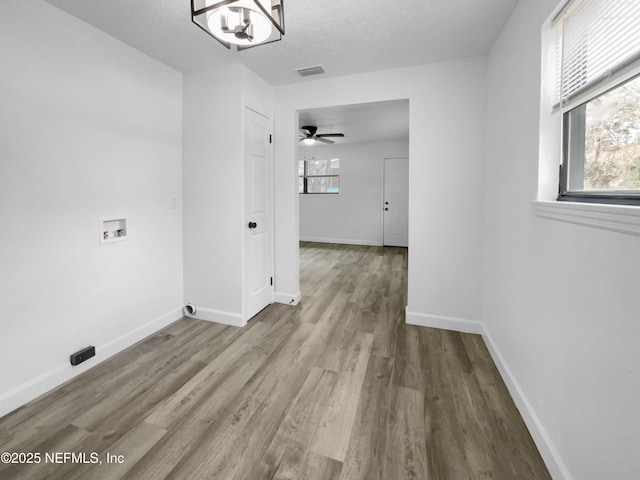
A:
191 0 284 50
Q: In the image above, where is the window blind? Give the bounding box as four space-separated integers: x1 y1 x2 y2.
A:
554 0 640 108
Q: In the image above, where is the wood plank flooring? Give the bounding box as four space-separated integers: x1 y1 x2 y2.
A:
0 242 551 479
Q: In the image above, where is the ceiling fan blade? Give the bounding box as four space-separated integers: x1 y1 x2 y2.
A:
301 129 311 136
316 137 334 144
316 133 345 138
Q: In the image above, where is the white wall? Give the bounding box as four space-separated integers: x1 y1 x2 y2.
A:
183 63 273 325
483 0 640 478
274 57 487 323
6 4 633 477
299 140 409 246
183 65 243 325
0 0 184 416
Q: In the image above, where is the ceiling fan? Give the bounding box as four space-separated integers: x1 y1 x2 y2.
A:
299 125 345 145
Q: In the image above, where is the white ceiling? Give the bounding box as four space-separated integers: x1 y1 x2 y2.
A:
298 100 409 146
44 0 518 86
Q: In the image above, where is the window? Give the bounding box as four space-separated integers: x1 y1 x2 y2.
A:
555 0 640 205
299 158 340 194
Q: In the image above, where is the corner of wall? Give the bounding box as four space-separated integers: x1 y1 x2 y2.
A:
273 291 301 306
405 306 572 479
479 323 575 480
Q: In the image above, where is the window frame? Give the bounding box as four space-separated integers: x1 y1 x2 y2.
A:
554 0 640 206
558 72 640 206
299 158 340 195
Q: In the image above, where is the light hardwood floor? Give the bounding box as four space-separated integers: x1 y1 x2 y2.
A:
0 242 551 479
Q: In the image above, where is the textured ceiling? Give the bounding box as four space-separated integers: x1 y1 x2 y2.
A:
44 0 518 86
299 100 410 146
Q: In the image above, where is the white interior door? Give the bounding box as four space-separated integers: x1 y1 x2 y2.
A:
383 157 409 247
245 107 273 320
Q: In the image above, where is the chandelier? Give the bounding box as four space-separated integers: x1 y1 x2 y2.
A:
191 0 284 50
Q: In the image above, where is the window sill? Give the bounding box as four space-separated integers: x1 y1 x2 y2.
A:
299 193 341 196
531 200 640 236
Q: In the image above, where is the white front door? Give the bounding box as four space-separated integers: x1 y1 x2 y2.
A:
245 107 273 320
383 157 409 247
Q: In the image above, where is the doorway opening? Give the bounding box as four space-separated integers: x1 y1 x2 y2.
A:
296 99 409 248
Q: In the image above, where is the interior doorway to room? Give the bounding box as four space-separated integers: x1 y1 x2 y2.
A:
296 99 409 248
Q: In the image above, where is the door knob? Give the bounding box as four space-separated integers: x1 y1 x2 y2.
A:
248 221 257 229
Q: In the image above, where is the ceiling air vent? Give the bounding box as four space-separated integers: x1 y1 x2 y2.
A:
295 65 325 77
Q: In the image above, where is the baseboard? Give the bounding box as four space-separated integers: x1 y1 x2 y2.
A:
299 236 381 247
405 308 484 334
185 306 244 327
405 307 572 480
0 307 183 419
480 326 573 480
273 291 301 306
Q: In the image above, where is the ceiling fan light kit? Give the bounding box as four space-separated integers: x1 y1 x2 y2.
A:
299 125 345 145
191 0 284 50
